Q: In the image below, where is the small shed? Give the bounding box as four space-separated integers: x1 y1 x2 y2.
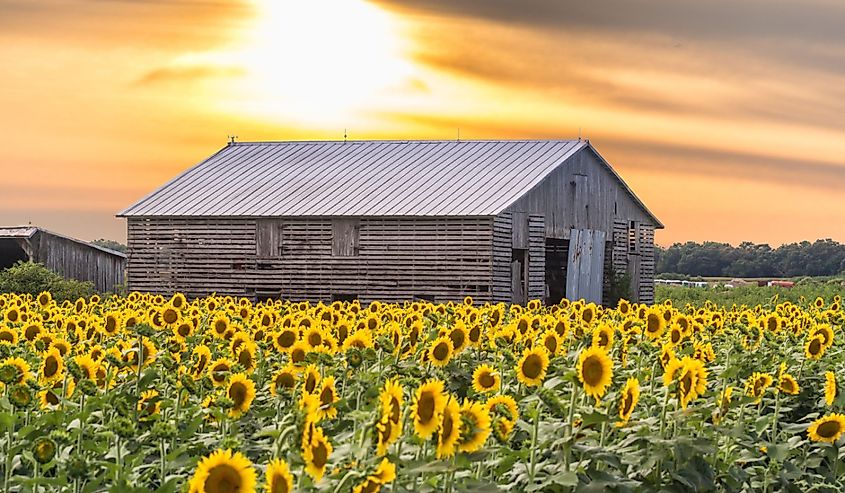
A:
0 226 127 293
119 139 663 304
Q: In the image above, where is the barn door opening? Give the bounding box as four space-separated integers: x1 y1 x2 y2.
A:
0 239 29 269
511 248 528 305
545 238 568 304
565 229 606 304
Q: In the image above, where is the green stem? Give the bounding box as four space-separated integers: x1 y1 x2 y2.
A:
528 399 541 484
564 383 578 472
134 335 143 421
160 439 167 482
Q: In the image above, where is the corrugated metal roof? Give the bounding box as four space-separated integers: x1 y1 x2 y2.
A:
119 140 590 217
0 226 127 258
0 226 38 238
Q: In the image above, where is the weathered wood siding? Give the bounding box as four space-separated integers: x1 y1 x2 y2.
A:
27 232 125 293
504 147 656 239
490 212 544 303
126 217 494 303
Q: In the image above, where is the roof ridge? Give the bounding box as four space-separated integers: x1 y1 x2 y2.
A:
230 138 583 146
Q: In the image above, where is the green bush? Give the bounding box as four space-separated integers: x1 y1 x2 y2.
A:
0 261 95 301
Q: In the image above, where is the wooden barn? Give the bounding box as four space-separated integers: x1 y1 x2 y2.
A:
119 140 662 304
0 226 127 293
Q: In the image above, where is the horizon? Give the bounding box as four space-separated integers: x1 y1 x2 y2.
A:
2 0 844 246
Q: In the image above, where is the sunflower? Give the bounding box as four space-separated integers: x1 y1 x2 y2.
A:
208 358 234 387
40 347 64 384
38 380 75 410
472 364 500 394
235 342 257 373
825 371 837 407
676 357 707 409
160 304 180 326
302 365 321 395
227 373 256 418
617 377 640 425
210 315 230 339
811 324 835 349
352 458 397 493
0 326 18 345
302 426 332 481
74 354 99 381
436 398 461 459
592 323 615 350
273 327 299 352
643 308 666 340
192 345 212 378
379 378 404 425
411 379 447 439
173 320 193 341
807 413 845 443
50 339 71 357
617 299 631 316
537 330 560 356
22 322 42 343
428 336 454 367
805 334 826 360
316 376 338 420
746 372 773 403
37 291 52 307
486 395 519 441
457 400 492 453
448 322 469 354
188 449 257 493
270 365 298 396
577 346 613 402
264 458 293 493
138 389 161 418
666 323 684 347
516 347 550 387
778 373 800 395
0 356 30 384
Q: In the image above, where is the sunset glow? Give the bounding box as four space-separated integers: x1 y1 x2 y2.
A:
0 0 843 245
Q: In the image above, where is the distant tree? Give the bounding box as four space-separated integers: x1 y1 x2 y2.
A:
656 239 845 278
91 239 127 253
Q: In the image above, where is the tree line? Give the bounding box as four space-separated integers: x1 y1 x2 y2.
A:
655 239 845 278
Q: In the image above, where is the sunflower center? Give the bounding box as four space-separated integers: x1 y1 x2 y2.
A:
229 382 247 407
178 324 191 337
432 343 449 361
305 375 317 394
214 321 227 334
646 315 661 333
320 387 334 406
450 330 465 350
582 355 606 386
271 472 290 493
238 351 253 369
278 331 296 348
204 464 243 493
479 372 496 389
679 371 693 395
389 398 401 422
809 338 822 355
522 354 543 380
817 420 842 438
544 337 558 354
418 392 435 423
163 309 178 324
276 372 295 389
308 332 322 346
312 441 328 468
44 357 59 377
441 410 455 442
621 392 634 416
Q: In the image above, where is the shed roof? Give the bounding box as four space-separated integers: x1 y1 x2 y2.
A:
119 139 661 225
0 226 127 258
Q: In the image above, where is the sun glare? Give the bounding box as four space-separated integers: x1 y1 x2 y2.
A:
213 0 412 126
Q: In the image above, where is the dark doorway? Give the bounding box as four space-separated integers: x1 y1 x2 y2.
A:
545 238 568 304
511 248 528 304
0 239 29 269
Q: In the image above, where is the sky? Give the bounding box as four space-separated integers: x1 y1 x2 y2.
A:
1 0 844 247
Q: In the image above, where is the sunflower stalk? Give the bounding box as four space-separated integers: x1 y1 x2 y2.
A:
528 398 542 484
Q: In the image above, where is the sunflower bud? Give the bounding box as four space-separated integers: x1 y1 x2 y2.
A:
346 348 363 369
65 455 89 480
32 437 57 464
78 378 98 396
9 384 34 409
151 421 177 440
105 353 124 369
134 323 156 338
220 435 241 450
66 361 84 381
0 363 19 384
159 354 177 371
50 429 73 444
34 339 47 352
180 374 197 394
110 416 136 439
215 396 234 409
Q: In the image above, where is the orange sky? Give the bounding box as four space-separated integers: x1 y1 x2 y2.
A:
1 0 844 247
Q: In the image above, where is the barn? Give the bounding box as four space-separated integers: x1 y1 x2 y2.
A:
0 226 126 293
119 139 662 304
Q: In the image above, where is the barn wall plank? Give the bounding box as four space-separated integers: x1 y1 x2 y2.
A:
126 217 495 303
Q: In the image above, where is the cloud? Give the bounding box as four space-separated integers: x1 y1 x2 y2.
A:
136 65 246 86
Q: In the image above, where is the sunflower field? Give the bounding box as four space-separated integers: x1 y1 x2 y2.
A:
0 291 844 493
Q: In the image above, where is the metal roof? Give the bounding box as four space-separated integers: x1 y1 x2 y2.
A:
121 140 590 217
0 226 127 258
